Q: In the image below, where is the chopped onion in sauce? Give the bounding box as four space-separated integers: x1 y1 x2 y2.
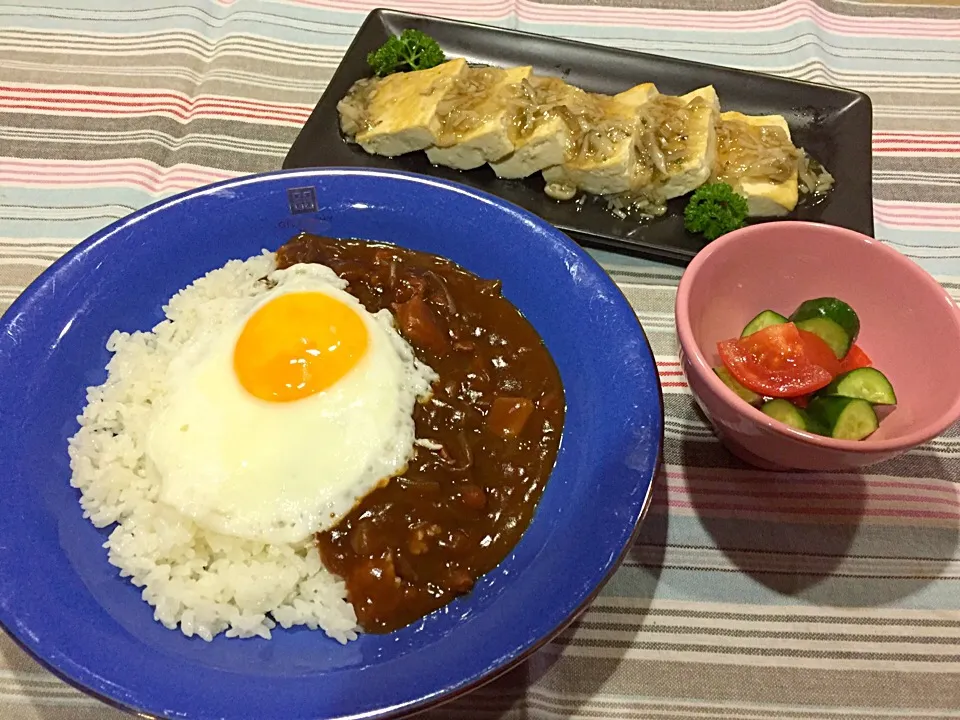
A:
713 117 799 186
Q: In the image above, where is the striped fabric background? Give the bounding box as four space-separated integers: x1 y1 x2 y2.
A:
2 0 960 717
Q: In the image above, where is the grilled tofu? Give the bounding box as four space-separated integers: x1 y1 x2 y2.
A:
426 65 534 170
339 61 816 219
713 111 799 217
351 58 468 157
645 85 720 200
489 76 587 180
542 83 660 199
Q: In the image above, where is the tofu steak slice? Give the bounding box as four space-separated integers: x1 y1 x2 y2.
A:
489 76 589 180
712 111 800 217
542 83 660 200
426 65 534 170
637 85 721 202
341 58 468 158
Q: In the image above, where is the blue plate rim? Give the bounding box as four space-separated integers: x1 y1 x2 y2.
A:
0 167 664 720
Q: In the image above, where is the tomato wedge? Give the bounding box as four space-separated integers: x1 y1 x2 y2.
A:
717 322 836 398
839 344 872 373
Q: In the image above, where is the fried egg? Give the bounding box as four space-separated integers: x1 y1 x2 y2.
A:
145 262 437 544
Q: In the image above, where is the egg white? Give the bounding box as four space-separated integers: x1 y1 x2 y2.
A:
145 262 437 544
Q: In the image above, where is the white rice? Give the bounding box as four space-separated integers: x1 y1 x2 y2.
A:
67 252 360 643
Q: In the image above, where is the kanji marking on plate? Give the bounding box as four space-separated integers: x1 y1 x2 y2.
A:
287 186 318 215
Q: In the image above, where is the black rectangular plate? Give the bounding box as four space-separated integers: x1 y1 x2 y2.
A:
284 9 874 266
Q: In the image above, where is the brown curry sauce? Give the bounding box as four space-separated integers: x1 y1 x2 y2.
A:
275 233 565 633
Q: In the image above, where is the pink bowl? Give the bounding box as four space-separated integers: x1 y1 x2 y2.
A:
675 221 960 471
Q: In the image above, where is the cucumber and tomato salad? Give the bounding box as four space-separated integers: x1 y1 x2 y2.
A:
713 297 896 441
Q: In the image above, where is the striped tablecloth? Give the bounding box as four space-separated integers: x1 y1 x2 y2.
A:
3 1 960 718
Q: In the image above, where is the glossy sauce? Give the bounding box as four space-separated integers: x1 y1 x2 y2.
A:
275 233 565 633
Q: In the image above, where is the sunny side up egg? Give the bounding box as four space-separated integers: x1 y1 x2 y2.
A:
145 262 437 544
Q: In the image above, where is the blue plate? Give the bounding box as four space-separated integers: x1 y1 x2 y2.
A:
0 168 662 720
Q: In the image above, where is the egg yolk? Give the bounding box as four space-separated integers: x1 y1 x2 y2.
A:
234 291 369 402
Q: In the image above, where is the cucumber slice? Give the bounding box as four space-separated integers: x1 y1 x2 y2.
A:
761 399 825 434
741 310 788 337
819 367 897 405
794 317 852 359
714 366 762 405
789 297 860 342
807 396 879 441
